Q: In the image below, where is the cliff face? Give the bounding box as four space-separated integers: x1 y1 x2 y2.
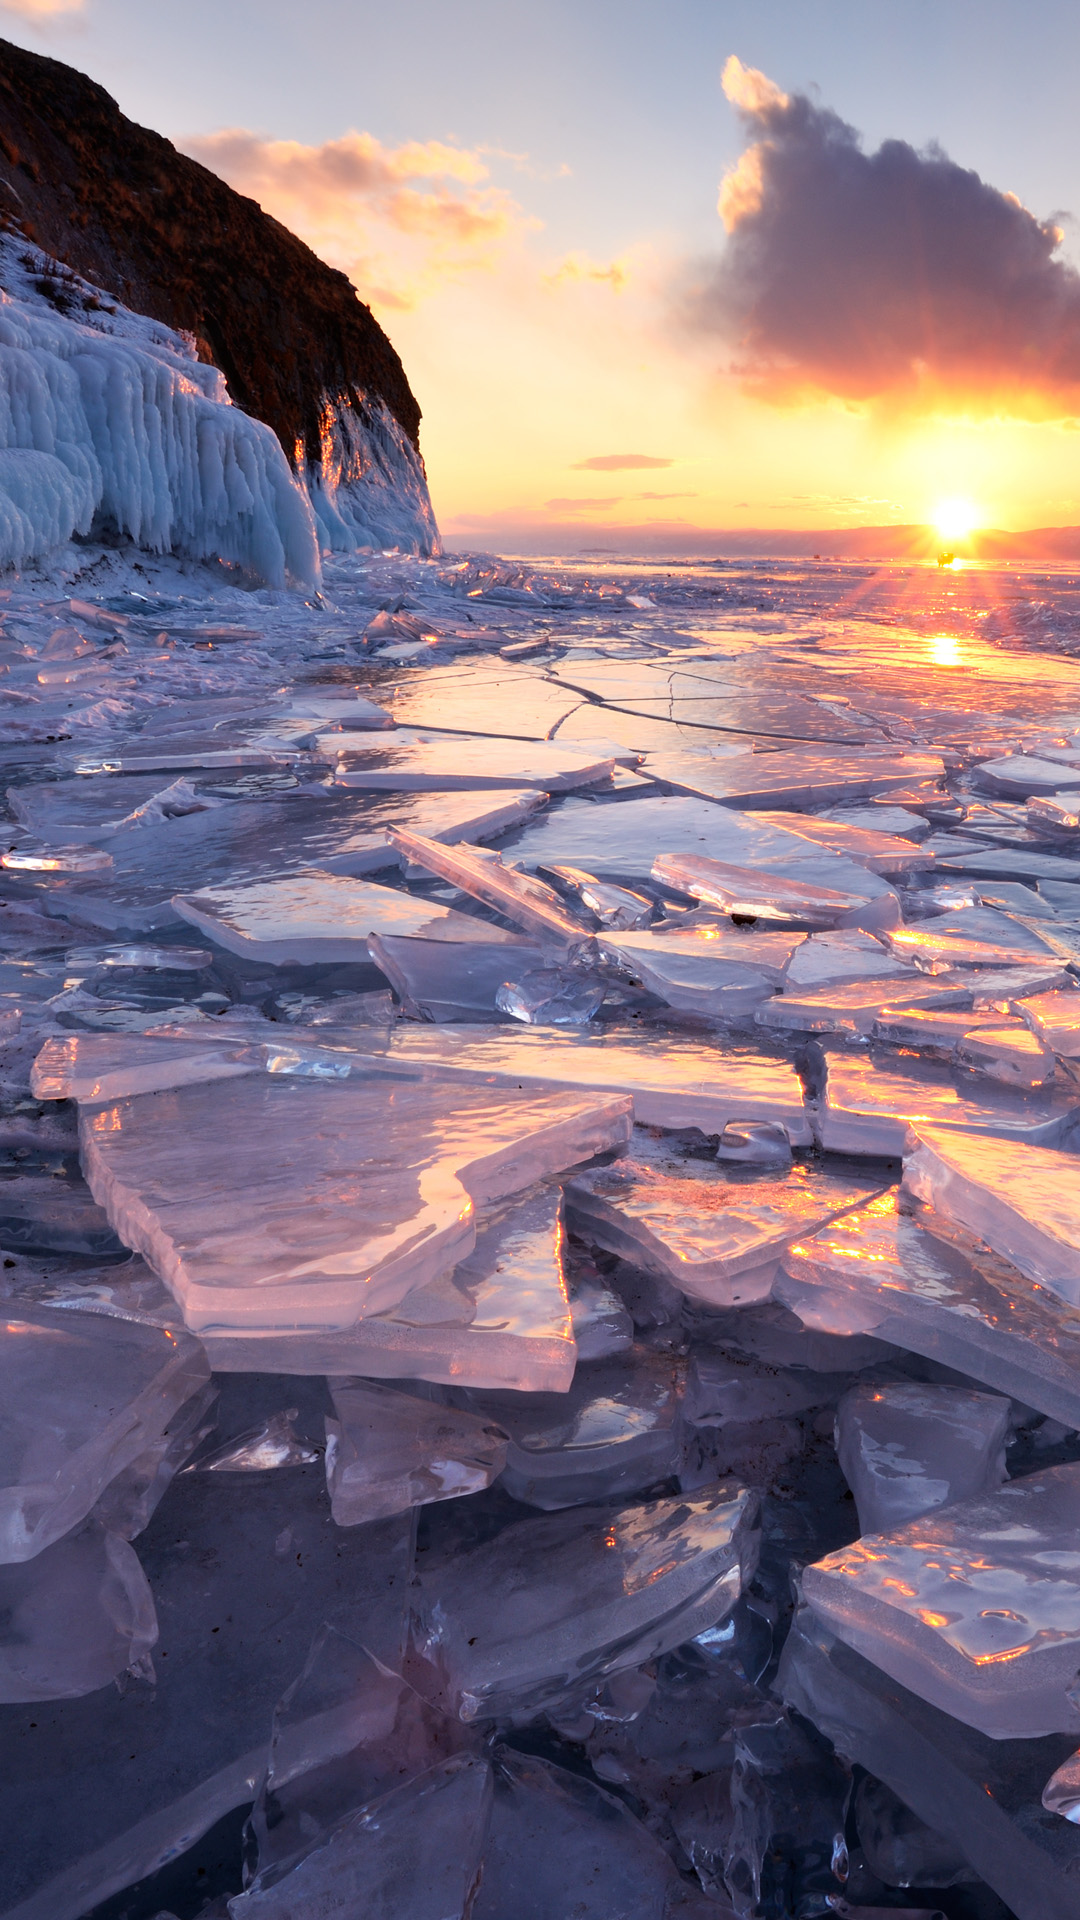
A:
0 36 437 558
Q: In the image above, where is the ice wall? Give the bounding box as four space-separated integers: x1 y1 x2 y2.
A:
0 251 322 590
304 389 440 559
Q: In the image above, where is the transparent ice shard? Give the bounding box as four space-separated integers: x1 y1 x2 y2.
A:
903 1127 1080 1304
644 748 944 810
32 1031 262 1103
714 1118 793 1168
652 852 875 928
801 1461 1080 1738
495 966 606 1026
976 753 1080 795
1029 793 1080 833
778 1605 1080 1920
1018 988 1080 1058
0 1302 210 1562
777 1188 1080 1428
324 1380 507 1523
468 1348 685 1509
386 828 592 957
755 973 981 1038
92 1379 219 1539
956 1021 1054 1088
366 1023 815 1140
853 1772 978 1887
599 930 777 1019
0 1519 157 1701
1042 1749 1080 1821
565 1244 634 1361
883 906 1059 971
411 1485 759 1723
79 1070 631 1336
871 1004 1033 1055
538 864 654 929
326 732 614 791
192 1409 319 1472
174 869 538 965
834 1381 1010 1534
816 1048 1079 1153
782 930 916 990
565 1134 881 1307
374 931 550 1021
754 810 934 876
228 1754 494 1919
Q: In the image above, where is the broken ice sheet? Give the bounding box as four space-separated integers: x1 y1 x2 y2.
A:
956 1021 1054 1089
652 852 877 928
411 1484 759 1722
466 1347 685 1509
904 1126 1080 1305
754 810 934 877
645 747 944 810
363 1021 815 1139
495 965 606 1027
1018 987 1080 1058
0 1518 157 1701
387 827 592 957
781 929 916 991
32 1031 263 1103
815 1046 1079 1154
173 869 539 965
0 1301 209 1561
324 1380 507 1524
779 1605 1080 1920
374 931 551 1021
79 1069 631 1336
326 731 614 791
834 1380 1010 1534
202 1186 577 1390
599 928 780 1020
565 1133 882 1307
883 905 1060 971
538 864 654 929
801 1461 1080 1739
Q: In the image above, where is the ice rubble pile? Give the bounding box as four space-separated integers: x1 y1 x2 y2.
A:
6 551 1080 1916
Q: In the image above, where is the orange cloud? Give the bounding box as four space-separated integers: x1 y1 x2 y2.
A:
696 57 1080 419
183 127 531 310
572 453 674 471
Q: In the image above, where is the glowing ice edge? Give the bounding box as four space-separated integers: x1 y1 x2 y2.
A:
0 241 438 588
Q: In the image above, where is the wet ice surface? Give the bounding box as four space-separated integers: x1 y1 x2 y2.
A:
5 551 1080 1918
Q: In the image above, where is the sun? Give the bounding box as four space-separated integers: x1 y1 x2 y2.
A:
932 496 980 542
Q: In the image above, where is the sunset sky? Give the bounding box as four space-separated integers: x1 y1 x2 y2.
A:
9 0 1080 551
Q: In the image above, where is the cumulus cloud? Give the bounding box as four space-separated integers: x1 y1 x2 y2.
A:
183 128 529 310
572 453 674 471
695 54 1080 417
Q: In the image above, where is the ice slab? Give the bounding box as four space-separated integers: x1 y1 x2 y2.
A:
883 906 1059 970
782 930 916 991
326 732 614 791
778 1605 1080 1920
203 1187 577 1389
229 1754 493 1919
1018 989 1080 1058
956 1022 1054 1088
384 664 582 741
386 827 591 957
538 864 654 929
599 928 777 1018
801 1461 1080 1738
976 753 1080 796
754 811 933 876
652 852 875 927
645 748 944 809
565 1134 880 1307
468 1348 686 1508
354 1024 814 1141
834 1380 1009 1534
324 1381 507 1524
411 1485 759 1722
79 1070 631 1335
31 1031 262 1104
0 1519 156 1702
816 1048 1079 1153
755 972 983 1038
374 932 551 1021
173 869 534 965
904 1127 1080 1305
0 1302 210 1561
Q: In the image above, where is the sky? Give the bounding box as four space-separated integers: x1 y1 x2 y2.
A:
8 0 1080 551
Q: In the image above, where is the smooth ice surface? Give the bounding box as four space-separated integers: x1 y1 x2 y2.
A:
363 1024 814 1139
324 1381 507 1524
79 1070 631 1334
777 1188 1080 1429
0 1519 157 1701
328 732 614 790
468 1348 685 1508
0 1302 209 1561
32 1031 262 1103
652 852 874 926
411 1485 759 1721
904 1127 1080 1304
802 1462 1080 1738
782 929 915 990
817 1048 1079 1153
779 1605 1080 1920
565 1133 880 1306
834 1381 1010 1534
203 1187 577 1389
174 869 534 964
600 929 778 1018
646 749 944 810
754 811 933 875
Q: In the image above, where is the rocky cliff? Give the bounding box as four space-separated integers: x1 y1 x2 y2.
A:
0 36 437 561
